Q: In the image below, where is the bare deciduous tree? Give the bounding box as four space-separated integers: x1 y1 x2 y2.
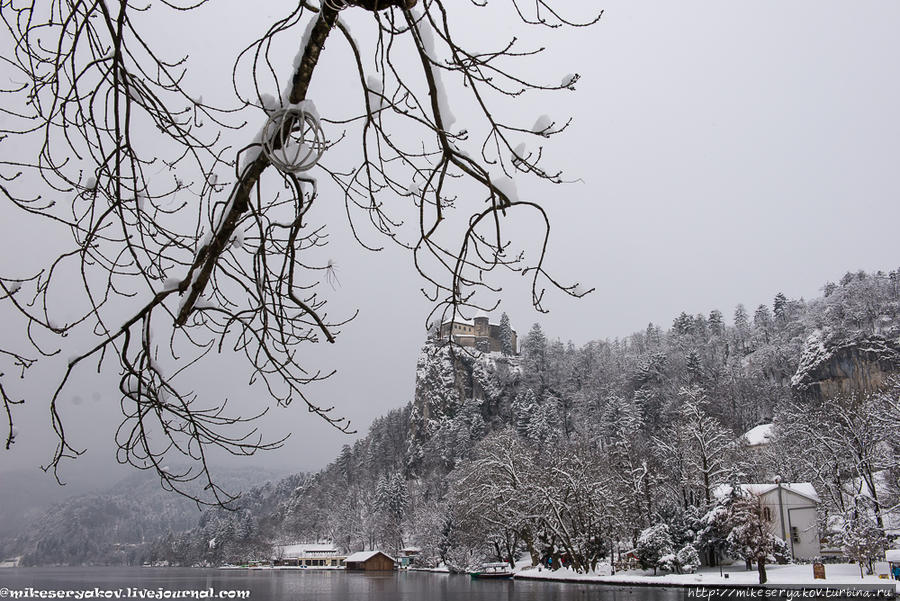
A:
0 0 598 504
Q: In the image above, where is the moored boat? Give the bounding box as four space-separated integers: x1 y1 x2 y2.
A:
470 562 514 579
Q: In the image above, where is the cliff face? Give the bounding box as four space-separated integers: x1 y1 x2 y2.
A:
409 343 519 438
791 332 900 400
406 342 520 475
409 343 469 444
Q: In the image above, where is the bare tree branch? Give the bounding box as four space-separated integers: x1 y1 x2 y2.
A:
0 0 598 505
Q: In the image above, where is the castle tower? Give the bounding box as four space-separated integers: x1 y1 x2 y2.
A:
473 313 489 337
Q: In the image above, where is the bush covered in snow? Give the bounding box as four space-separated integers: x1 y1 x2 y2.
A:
637 523 674 575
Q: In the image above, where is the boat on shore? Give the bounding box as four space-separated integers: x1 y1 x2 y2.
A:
469 562 514 580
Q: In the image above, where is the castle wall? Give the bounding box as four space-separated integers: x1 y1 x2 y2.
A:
439 318 517 354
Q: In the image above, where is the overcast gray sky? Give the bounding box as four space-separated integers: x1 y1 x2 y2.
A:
2 1 899 488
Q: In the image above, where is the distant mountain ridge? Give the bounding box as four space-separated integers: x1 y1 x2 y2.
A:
0 469 97 540
2 466 284 566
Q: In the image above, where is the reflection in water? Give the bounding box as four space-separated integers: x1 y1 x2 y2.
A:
0 568 683 601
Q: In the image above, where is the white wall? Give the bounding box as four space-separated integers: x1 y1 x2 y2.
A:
761 489 821 561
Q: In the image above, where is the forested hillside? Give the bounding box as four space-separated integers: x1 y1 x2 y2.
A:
11 269 900 569
146 268 900 570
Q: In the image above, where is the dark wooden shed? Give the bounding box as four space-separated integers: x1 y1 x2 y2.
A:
343 550 397 571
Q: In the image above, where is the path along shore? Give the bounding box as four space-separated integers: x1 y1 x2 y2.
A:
513 562 898 594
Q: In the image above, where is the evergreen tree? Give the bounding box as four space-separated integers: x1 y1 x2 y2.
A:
673 312 693 337
733 304 750 353
773 292 788 322
676 544 700 574
525 398 561 447
521 323 548 397
499 313 515 356
512 389 537 439
753 304 773 344
375 472 409 553
686 351 703 385
337 444 354 484
734 304 749 331
708 310 725 337
636 523 674 575
694 314 709 342
725 493 773 584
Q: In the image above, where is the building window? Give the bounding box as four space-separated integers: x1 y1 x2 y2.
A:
791 526 800 544
763 507 772 521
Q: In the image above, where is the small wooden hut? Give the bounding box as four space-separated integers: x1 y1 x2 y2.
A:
343 550 397 571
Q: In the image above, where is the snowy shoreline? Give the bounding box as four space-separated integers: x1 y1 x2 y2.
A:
512 562 899 594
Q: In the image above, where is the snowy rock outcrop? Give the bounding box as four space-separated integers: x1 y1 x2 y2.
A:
791 331 900 400
409 343 519 439
409 343 474 442
406 342 520 473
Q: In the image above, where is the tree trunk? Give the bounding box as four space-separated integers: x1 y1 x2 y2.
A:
863 465 886 530
522 530 540 567
757 555 767 584
504 532 519 567
702 455 711 505
352 0 417 9
610 538 616 575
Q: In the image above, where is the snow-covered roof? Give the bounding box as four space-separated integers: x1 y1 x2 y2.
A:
713 482 821 504
442 317 476 327
741 423 774 447
276 543 342 559
740 482 821 504
442 318 502 328
344 550 396 563
885 549 900 562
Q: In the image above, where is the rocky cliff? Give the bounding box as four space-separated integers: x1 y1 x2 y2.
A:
406 342 520 475
791 331 900 400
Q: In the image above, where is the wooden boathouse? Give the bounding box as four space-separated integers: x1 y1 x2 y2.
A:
343 550 397 571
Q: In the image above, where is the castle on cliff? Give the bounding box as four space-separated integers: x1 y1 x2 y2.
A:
438 312 517 354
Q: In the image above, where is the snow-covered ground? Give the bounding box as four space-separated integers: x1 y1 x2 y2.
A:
516 562 898 591
409 566 451 573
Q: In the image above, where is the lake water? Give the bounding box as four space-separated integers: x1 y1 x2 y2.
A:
0 568 682 601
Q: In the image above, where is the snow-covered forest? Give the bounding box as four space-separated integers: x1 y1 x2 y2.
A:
7 268 900 570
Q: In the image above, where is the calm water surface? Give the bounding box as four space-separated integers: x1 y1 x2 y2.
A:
0 568 682 601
